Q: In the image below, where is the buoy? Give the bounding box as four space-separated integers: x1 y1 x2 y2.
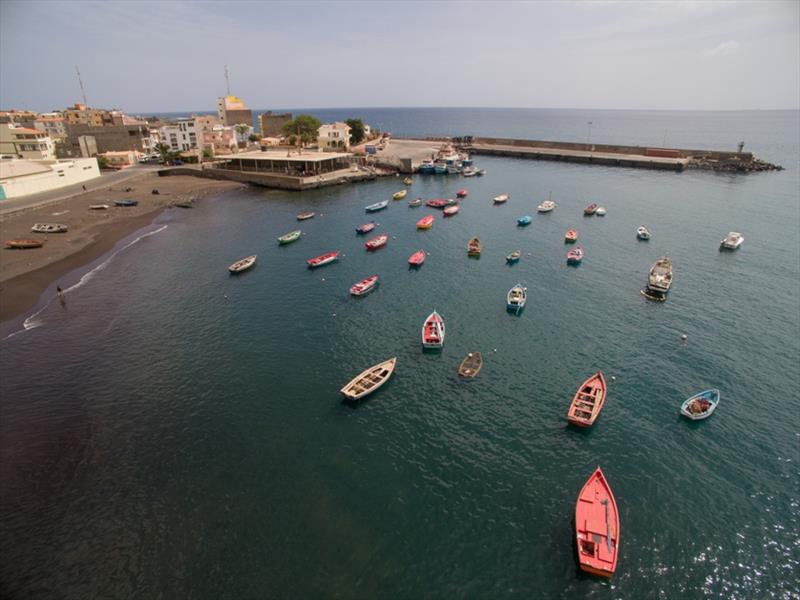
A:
493 348 498 352
321 278 325 281
611 376 616 381
681 334 688 341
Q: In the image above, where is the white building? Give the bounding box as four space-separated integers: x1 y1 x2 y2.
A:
0 124 55 160
317 122 351 151
159 118 198 151
0 158 100 199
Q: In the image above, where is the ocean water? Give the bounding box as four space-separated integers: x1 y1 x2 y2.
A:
1 109 798 599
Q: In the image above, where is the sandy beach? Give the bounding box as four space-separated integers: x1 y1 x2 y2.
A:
0 172 243 322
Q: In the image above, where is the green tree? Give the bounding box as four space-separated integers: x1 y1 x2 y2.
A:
96 155 109 169
202 147 214 160
281 114 322 151
248 134 262 142
346 118 366 145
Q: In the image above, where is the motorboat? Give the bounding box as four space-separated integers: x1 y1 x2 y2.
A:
356 222 378 234
365 200 389 212
538 200 556 213
637 226 651 240
467 238 481 256
565 230 578 243
425 198 448 209
720 232 744 250
567 247 584 265
644 256 673 300
340 357 397 401
456 189 468 198
506 250 521 263
409 197 422 207
403 177 413 185
596 206 607 216
493 193 510 204
517 215 532 226
365 234 388 250
229 254 257 273
443 205 460 217
114 199 138 207
408 250 426 266
296 211 315 220
584 203 598 215
31 223 67 233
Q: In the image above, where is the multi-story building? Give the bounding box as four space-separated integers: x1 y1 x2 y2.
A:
203 124 238 156
0 124 55 159
56 123 152 158
159 118 198 152
63 103 116 127
0 110 38 127
34 113 67 141
258 111 292 137
217 96 252 127
317 122 351 151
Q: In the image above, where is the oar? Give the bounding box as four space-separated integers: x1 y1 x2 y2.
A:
601 499 612 553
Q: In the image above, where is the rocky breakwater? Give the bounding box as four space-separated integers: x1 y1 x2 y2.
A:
688 154 784 173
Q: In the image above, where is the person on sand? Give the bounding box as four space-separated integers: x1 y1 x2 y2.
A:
82 185 86 192
56 285 63 296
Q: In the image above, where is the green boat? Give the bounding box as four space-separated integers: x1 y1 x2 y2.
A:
278 229 302 245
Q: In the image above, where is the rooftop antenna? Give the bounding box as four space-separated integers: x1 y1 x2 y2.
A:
75 65 88 106
224 65 231 96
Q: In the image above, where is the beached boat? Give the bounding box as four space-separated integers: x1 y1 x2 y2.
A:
637 226 651 240
680 389 720 421
31 223 67 233
356 221 378 234
517 215 532 226
408 249 426 266
350 274 379 296
575 467 620 578
467 237 481 256
425 198 448 209
458 352 483 378
565 230 578 243
596 206 607 216
174 201 193 209
114 199 138 207
229 254 257 273
507 283 527 314
340 357 397 401
416 215 434 229
720 232 744 250
365 200 389 212
4 239 44 249
538 200 556 213
456 189 468 198
296 211 315 220
421 310 445 349
567 372 608 427
443 205 460 217
644 256 673 300
365 234 388 250
307 250 340 268
277 229 302 245
506 250 521 263
493 193 510 204
567 247 584 265
403 177 413 185
89 204 109 210
392 190 407 200
584 203 598 215
409 197 422 207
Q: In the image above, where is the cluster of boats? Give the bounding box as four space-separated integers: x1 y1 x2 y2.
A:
417 143 483 176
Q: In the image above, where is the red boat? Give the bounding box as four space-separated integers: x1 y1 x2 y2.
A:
443 205 460 217
350 275 379 296
4 239 44 249
565 229 578 243
584 203 598 215
356 221 378 234
426 198 448 209
416 215 434 229
307 250 340 268
408 250 425 266
567 372 607 427
365 233 388 250
421 310 445 348
456 189 468 198
567 247 584 265
575 467 620 578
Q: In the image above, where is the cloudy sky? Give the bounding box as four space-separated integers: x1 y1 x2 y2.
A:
1 0 798 113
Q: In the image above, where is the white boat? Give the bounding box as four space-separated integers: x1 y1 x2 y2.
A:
720 232 744 250
537 200 556 213
680 389 720 420
596 206 607 216
365 200 389 212
463 166 478 177
493 193 510 204
421 310 445 349
31 223 67 233
637 226 651 240
340 357 397 401
229 254 257 273
645 256 673 299
89 204 109 210
507 283 527 314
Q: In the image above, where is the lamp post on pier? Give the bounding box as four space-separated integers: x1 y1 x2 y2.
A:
587 121 593 149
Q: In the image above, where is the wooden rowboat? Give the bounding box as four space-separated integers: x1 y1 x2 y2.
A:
340 357 397 401
456 188 468 198
426 198 448 209
565 230 578 243
365 200 389 212
31 223 67 233
567 372 607 427
443 205 459 217
409 197 422 207
458 352 483 378
350 274 379 296
421 310 445 349
296 211 315 220
4 239 44 249
229 254 257 273
408 250 426 266
467 238 481 256
392 190 407 200
356 221 378 234
277 229 301 244
584 203 598 215
365 234 388 250
416 215 434 229
307 251 340 268
507 283 527 314
575 467 620 578
493 193 509 203
680 389 720 420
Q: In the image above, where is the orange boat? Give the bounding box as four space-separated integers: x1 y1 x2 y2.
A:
416 215 434 229
566 371 607 427
4 239 44 249
575 467 620 578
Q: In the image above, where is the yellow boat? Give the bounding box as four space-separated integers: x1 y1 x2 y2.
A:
403 177 413 185
392 190 407 200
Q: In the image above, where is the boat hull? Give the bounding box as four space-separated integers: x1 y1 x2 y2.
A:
575 467 620 578
680 389 720 420
340 357 397 401
567 372 607 427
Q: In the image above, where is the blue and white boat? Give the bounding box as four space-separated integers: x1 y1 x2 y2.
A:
680 389 720 421
418 160 435 174
507 283 527 314
517 215 532 226
365 200 389 212
433 161 448 174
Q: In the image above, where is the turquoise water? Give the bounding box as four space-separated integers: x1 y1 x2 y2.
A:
1 110 798 598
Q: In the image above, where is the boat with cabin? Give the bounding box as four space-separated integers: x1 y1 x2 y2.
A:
421 310 445 349
229 254 257 273
416 215 434 230
418 159 435 174
350 275 379 296
365 234 388 250
680 389 720 420
575 467 620 578
720 232 744 250
458 352 483 378
507 283 527 314
567 372 608 427
537 200 556 213
467 238 481 256
408 250 426 266
277 230 302 245
340 357 397 401
365 200 389 212
644 256 673 300
307 250 340 268
356 221 378 234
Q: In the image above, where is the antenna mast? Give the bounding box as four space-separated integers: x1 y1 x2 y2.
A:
75 65 88 106
224 65 231 96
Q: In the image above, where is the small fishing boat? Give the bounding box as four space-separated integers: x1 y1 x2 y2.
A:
356 221 378 234
4 239 44 249
421 310 445 349
229 254 257 273
467 237 481 256
418 159 435 174
340 357 397 401
584 203 598 215
567 247 584 265
350 274 379 296
174 201 193 209
365 234 388 251
426 198 448 209
680 389 720 420
409 197 422 207
537 200 556 213
458 352 483 378
567 372 608 427
31 223 67 233
644 256 673 300
456 188 468 198
463 167 478 177
403 177 413 185
507 283 527 313
408 249 426 266
637 226 651 240
296 211 315 220
476 169 486 176
517 215 532 226
89 204 109 210
506 250 521 263
493 193 510 204
445 198 459 206
720 232 744 250
365 200 389 212
277 229 302 245
565 229 578 243
307 250 340 268
392 190 407 200
443 205 460 217
416 215 434 230
596 206 607 216
575 467 620 578
114 199 138 207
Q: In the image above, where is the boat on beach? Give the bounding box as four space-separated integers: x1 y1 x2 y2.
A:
296 211 315 220
416 215 435 229
567 247 584 265
229 254 257 273
340 357 397 401
365 200 389 212
575 467 620 578
507 283 527 314
365 234 388 250
643 256 673 300
31 223 67 233
680 389 720 420
467 237 481 256
409 197 422 207
565 229 578 243
393 190 407 200
408 249 426 266
493 193 510 204
456 189 468 198
517 215 532 226
637 226 651 240
89 204 109 210
584 203 598 215
421 310 445 349
567 372 608 427
356 221 378 234
443 205 460 217
307 251 340 268
350 274 379 296
720 232 744 249
506 250 521 263
277 229 302 245
114 199 138 207
4 239 44 249
458 352 483 378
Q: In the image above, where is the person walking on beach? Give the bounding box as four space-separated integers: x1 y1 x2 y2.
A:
82 185 87 192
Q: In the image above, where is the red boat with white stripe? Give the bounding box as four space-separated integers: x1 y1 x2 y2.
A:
456 188 468 198
307 250 340 268
426 198 448 209
575 467 620 578
416 215 434 229
408 250 425 266
365 233 388 250
350 275 379 296
421 310 445 349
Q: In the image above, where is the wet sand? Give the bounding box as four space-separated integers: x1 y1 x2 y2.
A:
0 172 243 322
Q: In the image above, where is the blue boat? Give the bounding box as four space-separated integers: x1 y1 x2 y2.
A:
517 215 532 226
114 199 138 207
680 389 720 421
365 200 389 212
418 160 435 174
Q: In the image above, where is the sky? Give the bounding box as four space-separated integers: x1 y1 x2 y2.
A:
1 0 798 113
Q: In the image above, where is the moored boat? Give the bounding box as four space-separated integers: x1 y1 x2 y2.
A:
456 188 468 198
575 467 620 578
493 193 510 204
644 256 673 300
114 199 138 207
425 198 448 209
537 200 556 213
584 203 598 215
596 206 607 216
365 200 389 212
463 167 478 177
229 254 257 273
403 177 413 185
720 232 744 250
680 389 720 420
416 215 434 229
467 237 481 256
4 239 44 249
89 204 109 210
567 372 608 427
517 215 532 226
506 250 521 263
421 310 445 349
458 352 483 378
340 357 397 401
350 274 379 296
409 197 422 207
418 159 435 174
567 247 584 265
307 250 340 268
356 221 378 234
636 226 651 240
565 229 578 243
408 249 426 266
277 229 302 244
296 211 315 220
443 205 460 217
365 233 388 251
507 283 527 314
392 190 407 200
476 169 486 176
31 223 67 233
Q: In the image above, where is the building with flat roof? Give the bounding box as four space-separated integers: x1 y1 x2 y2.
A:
57 123 152 158
217 95 252 127
213 149 353 177
258 111 292 137
0 157 100 199
0 124 55 159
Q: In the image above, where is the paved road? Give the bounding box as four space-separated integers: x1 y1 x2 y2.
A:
0 164 161 216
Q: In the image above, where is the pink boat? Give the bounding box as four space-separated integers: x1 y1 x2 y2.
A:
443 205 460 217
307 250 340 268
567 247 584 265
416 215 434 229
584 203 598 216
350 275 379 296
456 189 468 198
365 233 388 250
356 221 378 234
408 250 425 266
426 198 448 209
